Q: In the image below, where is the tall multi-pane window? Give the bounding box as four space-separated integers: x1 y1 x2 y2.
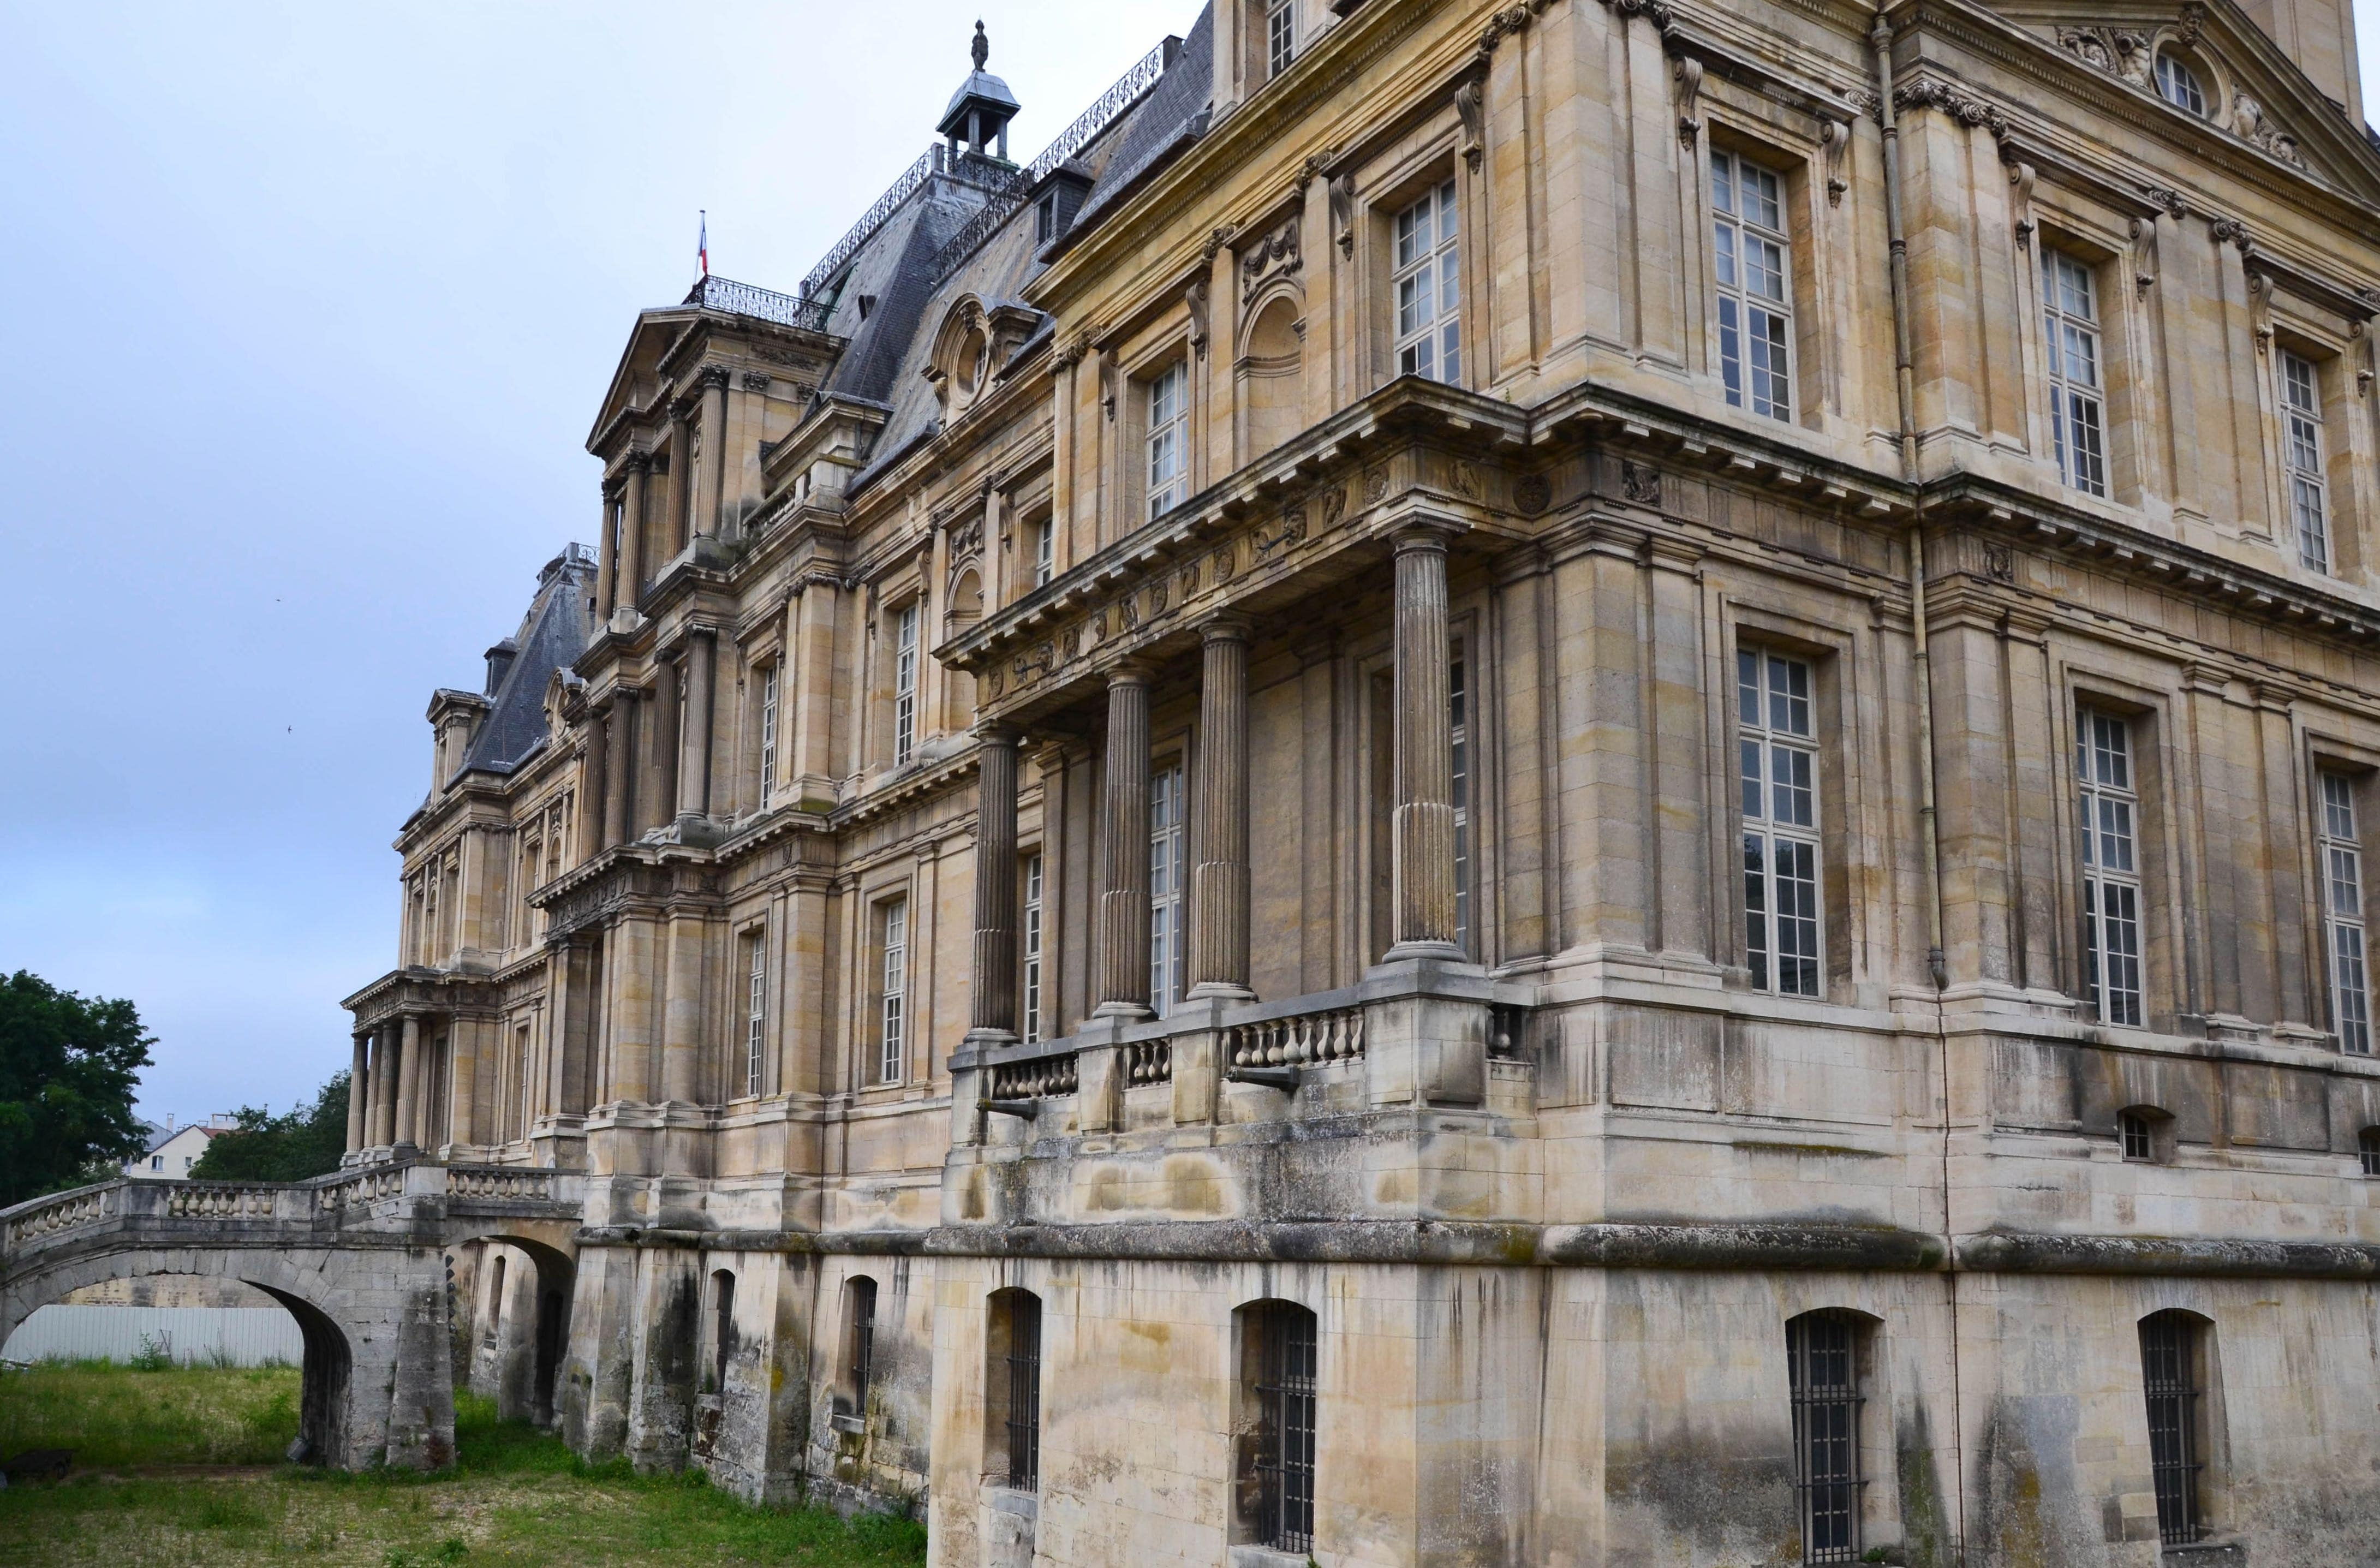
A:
1266 0 1296 78
1739 647 1821 997
1034 517 1055 587
1150 764 1188 1015
1022 852 1046 1045
878 898 908 1085
892 605 919 765
1248 1301 1319 1555
1787 1312 1861 1565
2280 350 2331 574
2043 249 2109 497
1451 652 1471 957
2139 1313 2205 1546
2361 1126 2380 1176
1147 361 1189 520
1394 180 1462 383
743 928 766 1097
2078 709 2144 1027
758 664 779 801
1712 151 1792 421
2321 771 2370 1054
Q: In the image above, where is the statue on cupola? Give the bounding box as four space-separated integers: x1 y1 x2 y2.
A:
939 19 1021 163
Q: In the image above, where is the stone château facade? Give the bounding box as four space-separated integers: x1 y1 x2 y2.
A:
338 1 2380 1561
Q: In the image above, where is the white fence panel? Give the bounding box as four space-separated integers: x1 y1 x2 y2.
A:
2 1305 302 1367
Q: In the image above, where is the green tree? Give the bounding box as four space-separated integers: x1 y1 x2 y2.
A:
0 970 155 1207
188 1071 350 1183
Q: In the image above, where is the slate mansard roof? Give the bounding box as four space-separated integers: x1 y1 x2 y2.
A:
454 544 598 783
831 5 1214 494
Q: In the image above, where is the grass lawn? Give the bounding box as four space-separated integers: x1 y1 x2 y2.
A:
0 1362 927 1566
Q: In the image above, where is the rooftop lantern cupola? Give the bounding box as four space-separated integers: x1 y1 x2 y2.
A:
939 21 1020 162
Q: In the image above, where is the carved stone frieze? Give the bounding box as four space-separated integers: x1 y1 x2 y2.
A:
1894 79 2009 140
2054 26 2153 88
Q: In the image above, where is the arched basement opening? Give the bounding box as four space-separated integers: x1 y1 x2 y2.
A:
249 1282 354 1468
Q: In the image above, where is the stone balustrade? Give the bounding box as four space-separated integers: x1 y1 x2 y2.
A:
1223 1001 1366 1072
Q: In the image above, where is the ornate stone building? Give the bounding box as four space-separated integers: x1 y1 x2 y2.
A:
338 1 2380 1561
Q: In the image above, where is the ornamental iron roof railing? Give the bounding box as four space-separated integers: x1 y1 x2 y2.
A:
929 36 1178 286
797 147 939 306
684 273 835 333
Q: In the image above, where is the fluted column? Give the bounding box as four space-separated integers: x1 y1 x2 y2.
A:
603 691 637 849
392 1015 422 1149
595 482 621 622
369 1026 396 1148
969 725 1021 1040
346 1033 368 1152
700 367 730 538
676 630 715 824
668 408 693 555
618 457 648 613
1387 524 1464 961
1094 665 1154 1018
1188 619 1254 999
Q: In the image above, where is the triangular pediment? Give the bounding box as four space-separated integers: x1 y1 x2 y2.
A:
1998 0 2380 201
586 308 701 457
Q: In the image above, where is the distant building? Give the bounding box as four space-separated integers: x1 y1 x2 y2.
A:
123 1117 232 1181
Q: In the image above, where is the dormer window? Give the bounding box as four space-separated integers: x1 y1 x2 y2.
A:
1036 193 1058 245
1267 0 1296 79
2155 50 2208 116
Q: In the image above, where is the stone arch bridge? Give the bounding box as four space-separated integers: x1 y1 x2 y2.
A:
0 1163 584 1469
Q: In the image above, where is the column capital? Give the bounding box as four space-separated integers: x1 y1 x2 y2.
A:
1391 517 1462 554
1106 657 1158 689
1199 613 1254 646
973 720 1022 747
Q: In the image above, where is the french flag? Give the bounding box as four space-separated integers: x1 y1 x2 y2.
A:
698 211 708 277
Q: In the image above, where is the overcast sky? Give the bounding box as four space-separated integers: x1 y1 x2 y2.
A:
8 3 2380 1127
0 1 1190 1126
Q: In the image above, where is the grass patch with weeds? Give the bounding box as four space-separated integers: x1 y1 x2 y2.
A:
0 1367 927 1566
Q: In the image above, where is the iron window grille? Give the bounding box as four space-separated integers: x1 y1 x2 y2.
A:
2139 1313 2205 1546
1740 647 1822 996
1713 150 1793 421
1394 180 1462 384
1004 1293 1042 1492
1255 1303 1319 1554
1787 1311 1863 1564
1150 765 1188 1015
1022 853 1046 1045
1451 651 1472 958
2043 249 2109 497
879 899 908 1084
759 664 779 800
2319 772 2370 1053
847 1278 878 1414
744 929 767 1096
893 605 920 765
2078 709 2144 1026
2120 1111 2155 1161
1147 361 1190 520
2281 350 2331 574
1267 0 1297 78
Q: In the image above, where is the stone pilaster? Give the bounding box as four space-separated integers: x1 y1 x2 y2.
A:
661 911 705 1106
968 725 1021 1042
1094 664 1154 1018
677 630 717 826
1387 524 1464 962
1188 617 1254 999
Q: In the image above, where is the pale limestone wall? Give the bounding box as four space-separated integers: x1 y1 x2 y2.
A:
368 0 2380 1555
